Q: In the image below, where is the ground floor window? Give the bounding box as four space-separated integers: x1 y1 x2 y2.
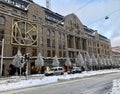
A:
12 47 18 56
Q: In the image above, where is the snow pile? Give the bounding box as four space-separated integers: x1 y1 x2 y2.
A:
0 69 120 92
109 79 120 94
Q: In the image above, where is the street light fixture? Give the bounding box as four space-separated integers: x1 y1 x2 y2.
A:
0 38 4 76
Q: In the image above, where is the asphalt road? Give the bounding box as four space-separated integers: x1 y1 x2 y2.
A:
1 72 120 94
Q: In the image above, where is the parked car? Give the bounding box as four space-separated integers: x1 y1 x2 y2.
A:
71 67 82 74
45 67 64 76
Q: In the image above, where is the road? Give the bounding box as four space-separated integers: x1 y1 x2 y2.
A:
1 72 120 94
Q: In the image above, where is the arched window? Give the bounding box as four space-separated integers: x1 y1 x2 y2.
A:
58 32 61 38
0 17 5 25
52 31 55 37
47 29 50 36
61 34 64 39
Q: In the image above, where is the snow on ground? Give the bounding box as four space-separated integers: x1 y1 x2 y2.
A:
108 79 120 94
0 69 120 92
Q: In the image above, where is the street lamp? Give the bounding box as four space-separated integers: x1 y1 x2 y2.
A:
0 38 4 76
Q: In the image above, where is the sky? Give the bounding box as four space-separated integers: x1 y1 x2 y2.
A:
33 0 120 47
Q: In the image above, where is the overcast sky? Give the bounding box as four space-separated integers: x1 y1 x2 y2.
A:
33 0 120 47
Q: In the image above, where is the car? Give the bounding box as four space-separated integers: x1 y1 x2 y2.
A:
45 67 64 76
71 67 82 74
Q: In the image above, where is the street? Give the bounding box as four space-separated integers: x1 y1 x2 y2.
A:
1 72 120 94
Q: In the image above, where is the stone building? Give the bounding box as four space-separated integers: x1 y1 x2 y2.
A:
112 46 120 58
0 0 111 75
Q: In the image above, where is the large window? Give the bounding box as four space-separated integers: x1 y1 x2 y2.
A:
58 32 61 38
47 50 51 57
32 48 37 56
32 35 37 45
61 34 64 39
52 39 55 48
0 17 5 25
58 40 61 49
47 29 50 36
52 31 55 37
21 47 26 55
47 39 51 47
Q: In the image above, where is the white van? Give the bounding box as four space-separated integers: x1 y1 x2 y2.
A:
45 67 64 76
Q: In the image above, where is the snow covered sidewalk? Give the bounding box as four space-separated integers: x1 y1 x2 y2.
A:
0 69 120 92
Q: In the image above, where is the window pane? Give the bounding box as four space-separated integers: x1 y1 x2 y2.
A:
0 17 5 25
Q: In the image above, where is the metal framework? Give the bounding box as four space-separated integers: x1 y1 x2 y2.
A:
46 0 51 10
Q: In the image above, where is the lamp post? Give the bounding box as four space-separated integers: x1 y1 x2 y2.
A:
0 38 4 76
25 53 30 79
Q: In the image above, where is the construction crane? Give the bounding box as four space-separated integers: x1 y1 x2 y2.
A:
46 0 51 10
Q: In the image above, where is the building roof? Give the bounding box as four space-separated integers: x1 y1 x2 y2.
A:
42 7 64 23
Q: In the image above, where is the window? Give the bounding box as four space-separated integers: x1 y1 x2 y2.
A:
40 27 43 34
0 30 4 41
47 29 50 36
58 32 61 38
63 51 66 57
52 50 55 57
59 51 62 57
33 15 37 21
0 17 5 25
61 34 64 39
21 47 26 55
47 50 51 57
39 17 42 24
32 48 37 56
32 35 37 45
12 47 18 56
52 31 55 37
19 22 25 30
62 41 65 49
58 40 61 49
47 39 51 47
40 37 43 46
52 39 55 48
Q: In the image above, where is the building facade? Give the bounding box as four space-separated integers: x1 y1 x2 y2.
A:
0 0 111 75
112 46 120 58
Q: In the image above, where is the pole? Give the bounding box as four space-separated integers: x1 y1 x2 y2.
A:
0 39 4 76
